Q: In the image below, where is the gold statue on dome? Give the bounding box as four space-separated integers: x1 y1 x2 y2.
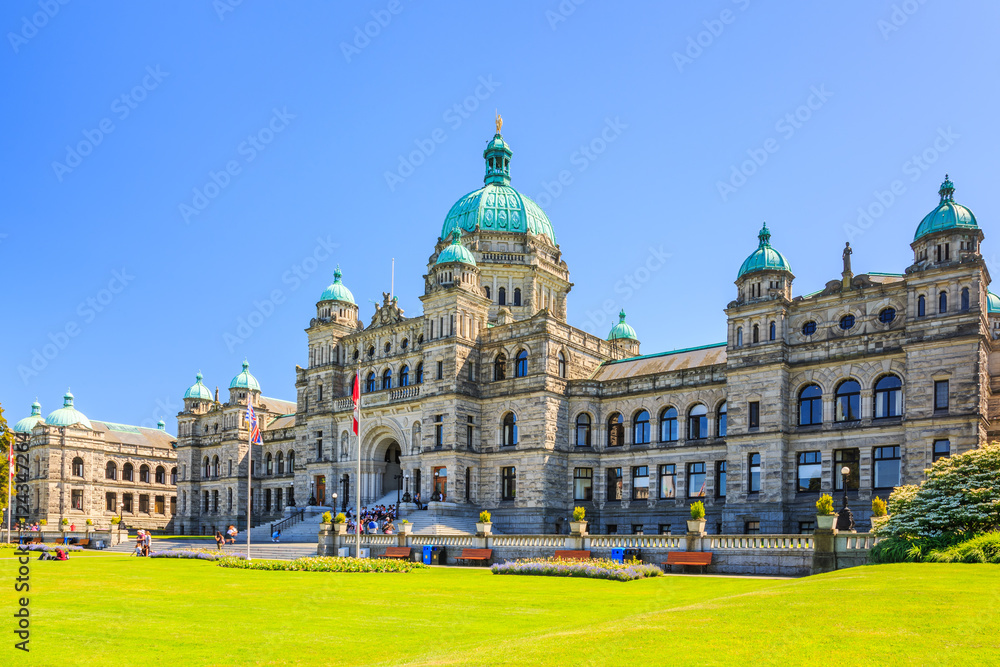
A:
496 112 503 134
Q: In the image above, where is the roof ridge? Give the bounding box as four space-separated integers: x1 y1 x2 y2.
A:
604 342 727 365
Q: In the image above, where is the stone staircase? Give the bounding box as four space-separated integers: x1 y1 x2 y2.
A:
246 507 330 543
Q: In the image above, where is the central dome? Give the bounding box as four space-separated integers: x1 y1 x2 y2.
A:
440 125 557 244
46 390 92 429
737 223 792 279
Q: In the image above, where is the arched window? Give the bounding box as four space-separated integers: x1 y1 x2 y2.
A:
171 467 177 484
494 354 507 381
513 288 521 306
210 458 218 479
502 412 518 446
736 327 743 347
155 466 165 484
277 451 284 474
961 287 970 312
688 404 708 440
203 458 210 478
484 285 491 300
72 457 84 477
366 372 377 393
124 463 134 482
633 410 650 444
266 453 273 475
557 352 566 378
798 384 823 425
105 461 117 480
382 368 392 390
659 407 678 442
918 294 926 317
514 350 528 377
141 464 151 483
769 321 776 341
607 413 624 447
498 286 507 306
752 324 759 343
575 413 591 446
400 365 410 387
287 450 294 472
416 363 424 384
717 401 728 438
318 383 323 401
835 380 861 422
939 291 948 313
874 375 902 418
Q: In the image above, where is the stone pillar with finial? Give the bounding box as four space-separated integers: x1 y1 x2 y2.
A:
841 242 854 290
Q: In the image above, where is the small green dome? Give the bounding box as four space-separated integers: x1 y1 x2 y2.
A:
987 292 1000 314
45 390 92 429
319 266 355 304
230 360 261 392
914 176 978 241
737 223 792 279
183 372 213 401
435 229 477 266
608 310 638 341
13 401 44 433
157 419 166 431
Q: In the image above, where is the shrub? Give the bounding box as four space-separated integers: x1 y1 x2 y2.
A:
689 502 705 520
816 494 835 515
491 558 662 582
321 511 332 524
111 517 121 525
150 549 245 561
61 518 69 525
86 519 94 526
334 513 346 524
216 556 428 573
400 519 410 525
872 497 887 517
925 532 1000 564
40 519 47 526
572 506 586 522
479 510 491 523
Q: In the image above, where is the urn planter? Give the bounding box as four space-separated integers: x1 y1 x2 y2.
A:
398 522 413 536
816 514 837 530
476 522 493 537
686 519 707 534
570 520 588 536
332 523 348 536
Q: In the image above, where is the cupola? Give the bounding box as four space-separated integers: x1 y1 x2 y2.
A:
736 223 793 303
13 401 44 433
45 390 92 429
910 176 982 269
607 310 641 358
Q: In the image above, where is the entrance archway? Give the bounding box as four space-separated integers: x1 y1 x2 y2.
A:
384 442 402 494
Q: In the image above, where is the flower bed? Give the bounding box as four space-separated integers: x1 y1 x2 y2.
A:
149 549 246 561
216 556 428 573
491 558 663 581
13 544 85 553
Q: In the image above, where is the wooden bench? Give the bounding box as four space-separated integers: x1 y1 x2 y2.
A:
30 537 42 544
553 550 592 561
663 551 713 573
383 547 412 560
76 539 90 548
456 548 493 565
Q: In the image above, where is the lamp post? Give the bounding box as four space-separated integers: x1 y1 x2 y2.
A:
331 492 338 516
394 473 403 518
308 480 316 506
836 465 856 532
402 472 411 503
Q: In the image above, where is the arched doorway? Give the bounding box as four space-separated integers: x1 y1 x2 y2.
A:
383 442 402 494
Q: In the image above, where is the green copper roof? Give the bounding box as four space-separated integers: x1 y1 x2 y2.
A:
319 266 355 304
914 176 978 242
229 360 261 392
440 131 557 244
607 310 638 341
45 390 92 429
435 228 477 266
603 342 727 366
183 372 213 401
13 401 44 433
988 292 1000 314
737 223 792 279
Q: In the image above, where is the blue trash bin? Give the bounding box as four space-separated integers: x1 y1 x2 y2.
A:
422 545 434 565
610 548 625 563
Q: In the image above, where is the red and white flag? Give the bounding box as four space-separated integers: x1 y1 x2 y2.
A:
352 370 361 435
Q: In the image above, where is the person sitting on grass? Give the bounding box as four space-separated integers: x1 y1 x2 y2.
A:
214 530 226 550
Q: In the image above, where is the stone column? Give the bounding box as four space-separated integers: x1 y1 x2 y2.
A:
811 524 838 575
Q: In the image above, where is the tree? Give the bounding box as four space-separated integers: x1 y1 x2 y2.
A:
0 402 12 513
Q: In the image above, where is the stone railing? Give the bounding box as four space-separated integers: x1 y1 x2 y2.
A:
333 386 421 413
480 252 526 264
589 535 683 550
709 535 814 550
490 535 569 548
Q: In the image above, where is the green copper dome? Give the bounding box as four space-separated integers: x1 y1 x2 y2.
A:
230 360 261 392
440 129 557 244
988 292 1000 314
319 266 355 304
45 390 92 429
608 310 638 341
183 372 213 401
737 223 792 279
13 401 44 433
435 229 477 266
914 176 978 241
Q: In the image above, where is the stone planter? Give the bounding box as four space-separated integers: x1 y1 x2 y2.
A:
816 514 837 530
686 519 707 534
331 523 348 536
398 522 413 536
570 520 588 536
476 522 493 537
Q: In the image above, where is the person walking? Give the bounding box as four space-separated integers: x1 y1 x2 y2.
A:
214 530 225 550
227 525 237 545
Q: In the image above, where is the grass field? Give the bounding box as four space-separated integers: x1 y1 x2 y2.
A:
3 551 999 665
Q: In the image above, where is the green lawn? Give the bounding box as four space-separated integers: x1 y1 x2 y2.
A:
3 552 999 665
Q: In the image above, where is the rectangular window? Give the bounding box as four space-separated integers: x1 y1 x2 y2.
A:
276 489 283 511
934 380 949 411
434 415 443 448
658 524 671 535
687 462 706 498
631 466 649 500
501 467 516 500
798 521 815 534
632 524 644 535
748 453 761 493
573 468 593 501
139 494 150 513
745 520 760 535
123 494 133 513
202 491 209 512
873 446 901 488
606 524 618 535
658 464 676 499
467 416 474 449
71 489 83 510
797 451 822 492
105 492 116 512
933 439 951 462
834 448 860 491
265 488 272 511
436 361 443 380
715 461 727 498
749 401 760 429
170 496 177 515
155 495 165 514
606 467 622 501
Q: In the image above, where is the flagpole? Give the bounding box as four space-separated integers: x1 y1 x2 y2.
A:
356 364 362 558
247 397 252 562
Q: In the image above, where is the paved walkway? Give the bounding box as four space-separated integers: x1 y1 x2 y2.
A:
105 539 318 560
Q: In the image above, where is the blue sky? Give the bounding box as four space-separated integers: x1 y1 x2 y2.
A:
2 1 998 429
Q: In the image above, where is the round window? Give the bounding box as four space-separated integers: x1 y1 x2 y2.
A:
401 338 409 350
879 307 896 324
367 346 375 357
802 321 817 336
384 342 391 354
840 314 855 330
353 349 359 361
